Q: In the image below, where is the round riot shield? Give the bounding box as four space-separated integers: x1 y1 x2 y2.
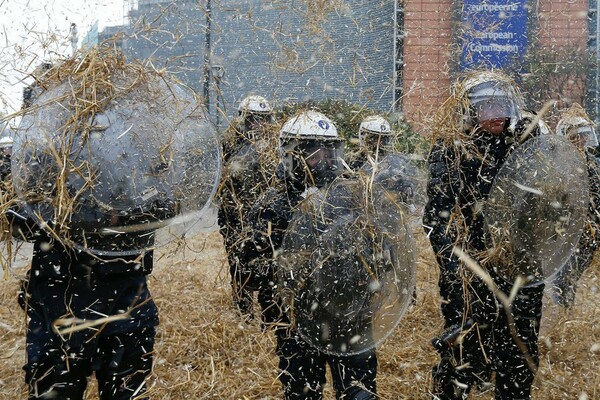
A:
278 178 416 355
12 66 220 256
485 135 588 286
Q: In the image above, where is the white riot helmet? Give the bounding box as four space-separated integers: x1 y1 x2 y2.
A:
358 115 392 154
238 95 273 134
457 71 523 134
556 116 599 149
0 136 14 147
238 95 272 116
280 110 344 188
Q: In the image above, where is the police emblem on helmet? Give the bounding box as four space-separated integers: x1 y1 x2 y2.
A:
318 120 329 130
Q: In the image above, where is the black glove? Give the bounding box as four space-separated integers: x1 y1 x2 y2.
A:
431 318 474 353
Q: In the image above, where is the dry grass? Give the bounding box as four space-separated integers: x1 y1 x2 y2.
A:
0 224 598 399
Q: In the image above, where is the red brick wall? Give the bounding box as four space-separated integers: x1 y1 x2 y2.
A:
401 0 591 132
537 0 590 119
402 0 453 133
538 0 588 50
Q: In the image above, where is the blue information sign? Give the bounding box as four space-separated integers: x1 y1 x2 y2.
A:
460 0 529 71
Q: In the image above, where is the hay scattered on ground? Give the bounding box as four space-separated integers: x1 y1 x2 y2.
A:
0 225 598 399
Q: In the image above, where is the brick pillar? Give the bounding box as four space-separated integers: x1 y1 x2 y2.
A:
535 0 590 119
402 0 453 134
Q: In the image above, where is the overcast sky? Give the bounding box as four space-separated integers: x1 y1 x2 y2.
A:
0 0 124 118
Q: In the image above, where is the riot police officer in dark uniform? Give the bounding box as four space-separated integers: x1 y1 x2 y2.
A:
423 71 546 400
347 115 393 171
217 95 277 318
0 135 13 184
243 110 377 399
8 64 159 400
17 229 158 400
551 103 600 306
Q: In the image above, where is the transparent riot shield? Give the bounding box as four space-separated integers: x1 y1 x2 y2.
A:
12 65 221 256
278 177 416 355
485 135 589 286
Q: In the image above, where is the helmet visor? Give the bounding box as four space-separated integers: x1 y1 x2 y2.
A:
567 125 599 148
244 113 272 133
468 82 520 126
296 140 344 186
361 132 392 153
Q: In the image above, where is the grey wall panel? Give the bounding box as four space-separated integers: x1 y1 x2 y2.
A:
99 0 396 121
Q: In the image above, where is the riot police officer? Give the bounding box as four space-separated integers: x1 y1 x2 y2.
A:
236 95 274 135
550 103 600 306
243 110 377 399
217 95 277 318
348 115 393 170
423 71 545 400
10 62 159 400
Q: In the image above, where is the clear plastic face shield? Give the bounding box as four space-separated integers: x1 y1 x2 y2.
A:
244 112 272 133
468 82 521 135
566 125 599 149
361 131 392 156
293 139 344 187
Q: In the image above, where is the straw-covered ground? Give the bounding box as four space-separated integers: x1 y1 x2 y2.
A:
0 223 598 399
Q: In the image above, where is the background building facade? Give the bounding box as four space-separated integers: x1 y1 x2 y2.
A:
96 0 599 132
402 0 596 130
